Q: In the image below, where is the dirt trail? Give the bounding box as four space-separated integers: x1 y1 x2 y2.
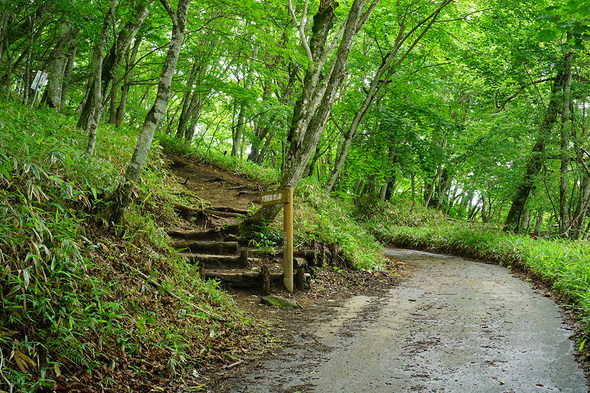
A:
214 249 588 392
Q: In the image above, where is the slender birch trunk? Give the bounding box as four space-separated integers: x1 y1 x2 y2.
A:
110 0 191 226
248 0 379 223
86 0 118 155
558 35 573 237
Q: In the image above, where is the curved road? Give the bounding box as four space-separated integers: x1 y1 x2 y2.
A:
218 249 588 392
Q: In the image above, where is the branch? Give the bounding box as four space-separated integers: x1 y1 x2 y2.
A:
437 7 492 23
356 0 380 33
579 156 590 178
393 0 453 70
288 0 314 71
396 0 454 55
375 0 451 88
329 112 345 133
494 77 554 113
319 0 379 75
158 0 177 25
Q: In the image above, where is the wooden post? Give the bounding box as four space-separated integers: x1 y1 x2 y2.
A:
260 186 295 293
283 185 294 292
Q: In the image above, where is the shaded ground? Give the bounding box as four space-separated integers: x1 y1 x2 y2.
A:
208 250 588 392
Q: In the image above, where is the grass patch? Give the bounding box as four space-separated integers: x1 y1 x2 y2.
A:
159 135 279 186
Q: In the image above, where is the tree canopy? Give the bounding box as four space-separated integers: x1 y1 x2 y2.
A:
1 0 589 236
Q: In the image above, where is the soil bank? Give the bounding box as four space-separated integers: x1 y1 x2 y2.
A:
214 249 588 392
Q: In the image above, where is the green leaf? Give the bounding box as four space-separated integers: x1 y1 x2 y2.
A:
538 29 559 42
0 162 11 180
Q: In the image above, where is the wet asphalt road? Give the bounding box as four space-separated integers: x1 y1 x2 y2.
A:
219 249 588 392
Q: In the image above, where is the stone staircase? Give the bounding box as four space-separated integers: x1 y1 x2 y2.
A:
168 225 291 293
168 206 346 293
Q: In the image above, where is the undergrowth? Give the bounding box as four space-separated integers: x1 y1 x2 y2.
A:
295 184 387 271
160 136 387 271
0 104 260 392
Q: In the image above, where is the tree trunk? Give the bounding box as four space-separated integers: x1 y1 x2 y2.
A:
78 0 152 130
504 59 569 232
176 62 200 139
410 174 416 213
572 176 590 240
481 195 488 223
255 127 276 165
520 208 530 232
558 37 573 237
248 0 378 223
46 50 68 109
108 76 121 124
45 24 79 110
115 35 142 127
424 165 442 209
468 196 481 221
434 168 451 210
60 44 77 109
110 0 191 226
534 210 544 233
231 102 246 157
248 123 270 163
86 0 118 155
23 14 37 106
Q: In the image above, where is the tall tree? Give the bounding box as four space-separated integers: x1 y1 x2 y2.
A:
325 0 454 193
249 0 379 223
80 0 153 143
111 0 191 225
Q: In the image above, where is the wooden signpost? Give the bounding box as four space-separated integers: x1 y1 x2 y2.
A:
260 186 294 292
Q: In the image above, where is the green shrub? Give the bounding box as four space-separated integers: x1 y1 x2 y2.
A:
295 184 386 271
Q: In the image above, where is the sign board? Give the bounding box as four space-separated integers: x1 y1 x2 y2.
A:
31 71 47 92
257 186 295 292
260 189 289 205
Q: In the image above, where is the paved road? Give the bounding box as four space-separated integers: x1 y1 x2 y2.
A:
219 249 588 392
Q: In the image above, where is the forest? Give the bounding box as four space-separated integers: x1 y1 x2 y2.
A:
0 0 587 233
1 0 590 390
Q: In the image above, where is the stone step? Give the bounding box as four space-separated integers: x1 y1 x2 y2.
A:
167 228 224 241
182 252 247 268
172 240 239 255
